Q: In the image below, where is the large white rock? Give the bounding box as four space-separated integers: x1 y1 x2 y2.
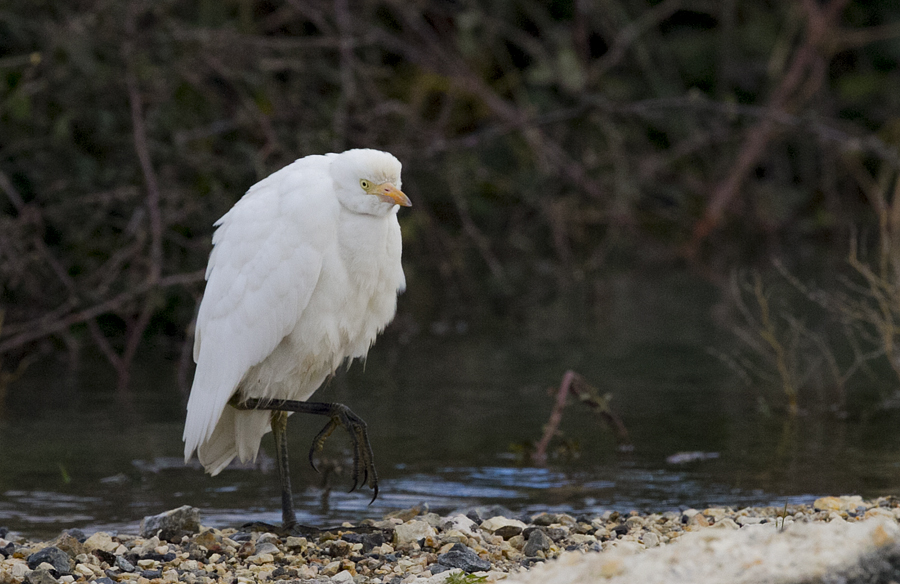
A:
505 517 900 584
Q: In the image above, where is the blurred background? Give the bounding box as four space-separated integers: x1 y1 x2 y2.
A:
4 0 900 539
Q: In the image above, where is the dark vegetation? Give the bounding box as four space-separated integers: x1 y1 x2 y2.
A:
2 0 900 393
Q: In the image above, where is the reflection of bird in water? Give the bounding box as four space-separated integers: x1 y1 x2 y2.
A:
183 149 411 529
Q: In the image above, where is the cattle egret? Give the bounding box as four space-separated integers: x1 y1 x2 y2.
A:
183 149 411 529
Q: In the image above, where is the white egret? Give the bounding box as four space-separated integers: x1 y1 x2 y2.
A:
183 149 411 529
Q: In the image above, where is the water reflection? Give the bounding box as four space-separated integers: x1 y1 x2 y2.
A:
2 268 900 539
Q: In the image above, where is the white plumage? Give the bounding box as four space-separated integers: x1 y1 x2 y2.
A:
183 149 410 488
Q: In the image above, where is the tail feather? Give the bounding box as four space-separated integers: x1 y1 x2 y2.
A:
195 407 272 476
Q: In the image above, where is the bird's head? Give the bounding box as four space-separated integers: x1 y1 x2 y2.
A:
331 149 411 216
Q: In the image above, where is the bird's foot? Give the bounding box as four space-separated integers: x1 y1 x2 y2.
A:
308 405 379 503
230 397 380 503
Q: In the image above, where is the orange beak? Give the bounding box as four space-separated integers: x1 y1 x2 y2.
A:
376 182 412 207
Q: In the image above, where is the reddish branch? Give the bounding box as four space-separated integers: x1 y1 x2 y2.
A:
687 0 851 255
531 370 630 465
0 271 205 355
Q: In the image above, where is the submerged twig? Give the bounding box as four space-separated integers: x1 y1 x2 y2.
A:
531 370 631 465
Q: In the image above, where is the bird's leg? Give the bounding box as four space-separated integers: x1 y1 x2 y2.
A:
232 397 379 504
271 411 298 529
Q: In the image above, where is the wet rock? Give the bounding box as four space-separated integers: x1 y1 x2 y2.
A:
140 505 201 542
523 530 552 557
26 547 71 575
437 544 491 573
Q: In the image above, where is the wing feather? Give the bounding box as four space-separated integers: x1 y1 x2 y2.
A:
183 157 337 463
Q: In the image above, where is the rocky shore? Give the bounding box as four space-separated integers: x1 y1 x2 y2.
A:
2 495 899 584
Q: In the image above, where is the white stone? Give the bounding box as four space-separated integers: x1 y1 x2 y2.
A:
83 532 118 553
394 520 436 546
504 517 900 584
735 516 763 526
441 514 476 534
641 533 660 548
480 517 527 533
331 570 354 583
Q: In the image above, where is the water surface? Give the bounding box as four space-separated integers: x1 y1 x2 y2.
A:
3 268 900 540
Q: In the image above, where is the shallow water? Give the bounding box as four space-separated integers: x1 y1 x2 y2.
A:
3 267 900 540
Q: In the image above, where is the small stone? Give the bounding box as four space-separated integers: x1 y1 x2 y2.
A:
27 547 71 575
25 568 59 584
321 560 342 576
464 506 515 524
480 517 526 540
864 507 894 520
83 532 117 554
394 520 436 546
531 513 558 527
813 496 863 512
386 504 427 522
326 540 352 557
736 516 764 526
249 553 274 565
437 544 491 573
523 530 552 557
686 514 710 530
441 515 476 534
140 506 201 542
712 518 740 530
254 542 279 556
47 534 84 559
641 532 660 548
285 537 307 550
331 570 354 583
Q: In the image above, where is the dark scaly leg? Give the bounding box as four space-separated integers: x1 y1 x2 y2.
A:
271 411 297 528
230 396 379 507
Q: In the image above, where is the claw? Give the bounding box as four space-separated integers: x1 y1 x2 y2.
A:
309 418 339 473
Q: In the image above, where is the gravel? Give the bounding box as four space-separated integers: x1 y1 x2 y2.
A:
0 495 898 583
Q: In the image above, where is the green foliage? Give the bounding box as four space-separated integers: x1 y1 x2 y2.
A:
444 572 488 584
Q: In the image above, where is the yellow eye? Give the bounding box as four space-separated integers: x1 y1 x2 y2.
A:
360 179 371 190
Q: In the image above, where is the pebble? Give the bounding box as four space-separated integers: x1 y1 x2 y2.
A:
523 529 552 557
1 496 898 584
25 547 70 575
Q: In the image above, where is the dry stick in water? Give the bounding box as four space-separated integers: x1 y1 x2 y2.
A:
531 370 631 465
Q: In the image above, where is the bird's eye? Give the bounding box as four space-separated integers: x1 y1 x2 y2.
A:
359 179 370 190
